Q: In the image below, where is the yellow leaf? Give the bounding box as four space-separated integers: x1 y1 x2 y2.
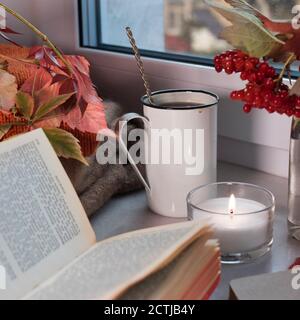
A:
205 0 284 57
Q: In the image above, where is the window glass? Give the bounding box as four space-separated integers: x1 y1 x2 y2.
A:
80 0 297 59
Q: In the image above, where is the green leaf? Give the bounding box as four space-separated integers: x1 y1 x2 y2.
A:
0 124 12 140
34 92 74 122
43 128 88 165
15 92 34 119
205 0 284 57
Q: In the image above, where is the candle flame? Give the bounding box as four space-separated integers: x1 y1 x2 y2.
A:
228 194 236 216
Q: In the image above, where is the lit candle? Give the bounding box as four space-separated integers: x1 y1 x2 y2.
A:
196 195 270 254
187 183 275 263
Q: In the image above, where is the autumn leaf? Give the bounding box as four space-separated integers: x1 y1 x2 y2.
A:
0 27 22 47
0 124 11 140
224 0 269 20
205 0 284 58
1 27 21 35
224 0 294 34
65 55 103 112
29 46 62 69
15 92 34 119
35 82 61 108
0 69 18 110
34 92 75 122
63 102 106 133
43 128 88 165
217 0 300 61
290 78 300 96
21 68 53 94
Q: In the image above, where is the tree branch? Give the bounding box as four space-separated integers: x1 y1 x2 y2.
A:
0 2 73 74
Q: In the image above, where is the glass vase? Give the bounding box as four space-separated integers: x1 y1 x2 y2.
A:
288 117 300 240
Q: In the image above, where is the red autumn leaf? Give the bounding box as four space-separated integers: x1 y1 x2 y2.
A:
1 27 21 34
0 31 21 47
28 46 44 60
0 25 21 46
21 68 53 94
289 258 300 270
65 55 103 108
35 82 61 108
24 47 106 131
28 46 63 70
67 55 90 76
52 74 70 84
43 48 62 68
62 102 106 134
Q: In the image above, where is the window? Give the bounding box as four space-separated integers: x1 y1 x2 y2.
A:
79 0 298 64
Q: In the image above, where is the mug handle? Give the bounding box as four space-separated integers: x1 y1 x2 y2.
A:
114 113 151 193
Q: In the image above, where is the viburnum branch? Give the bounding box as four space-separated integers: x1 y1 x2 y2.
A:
0 2 73 74
276 53 297 83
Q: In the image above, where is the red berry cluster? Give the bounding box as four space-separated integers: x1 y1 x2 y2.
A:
214 50 300 117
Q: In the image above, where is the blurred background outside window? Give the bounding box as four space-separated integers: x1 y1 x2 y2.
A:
80 0 299 60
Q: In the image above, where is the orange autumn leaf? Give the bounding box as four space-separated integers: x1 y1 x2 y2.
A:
62 102 106 134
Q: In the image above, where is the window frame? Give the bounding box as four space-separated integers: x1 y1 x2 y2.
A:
77 0 215 67
78 0 300 78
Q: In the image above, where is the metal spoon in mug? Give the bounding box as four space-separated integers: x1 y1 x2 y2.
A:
126 27 154 105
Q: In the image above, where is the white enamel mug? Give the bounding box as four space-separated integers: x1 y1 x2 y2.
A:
116 89 218 218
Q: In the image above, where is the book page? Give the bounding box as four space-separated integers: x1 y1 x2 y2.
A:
120 238 216 300
0 130 96 300
26 221 210 300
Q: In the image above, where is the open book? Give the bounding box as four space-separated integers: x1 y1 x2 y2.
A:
0 129 220 300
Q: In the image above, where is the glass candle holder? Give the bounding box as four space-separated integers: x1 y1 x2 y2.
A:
187 182 275 264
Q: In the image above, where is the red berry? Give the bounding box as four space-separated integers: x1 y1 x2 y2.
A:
215 65 223 73
279 91 289 99
230 91 239 100
286 109 294 117
245 61 255 71
254 72 264 84
250 57 259 66
264 78 275 89
243 104 252 113
259 62 269 73
263 92 273 103
214 56 222 65
245 91 255 103
295 110 300 118
225 68 233 74
267 68 276 78
272 97 282 108
236 90 245 100
249 72 258 83
240 71 249 81
253 95 263 107
297 97 300 107
235 50 245 58
234 58 245 72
